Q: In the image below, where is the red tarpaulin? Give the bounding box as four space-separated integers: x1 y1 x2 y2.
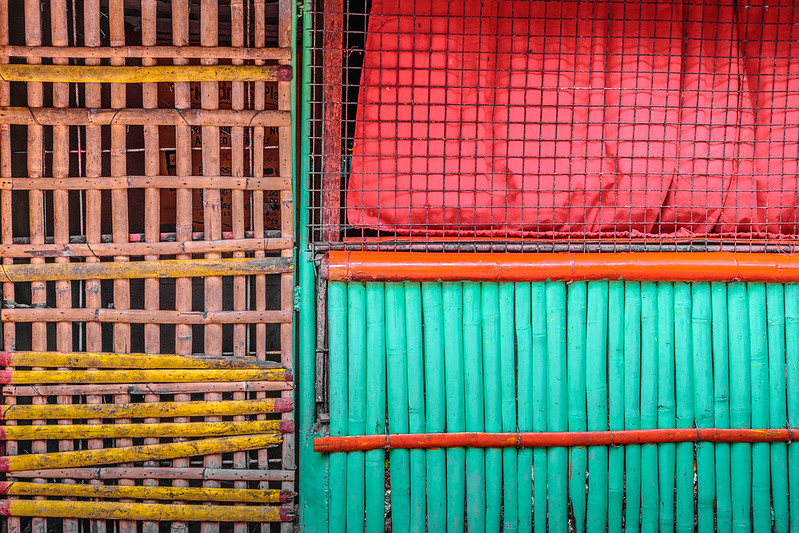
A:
347 0 799 238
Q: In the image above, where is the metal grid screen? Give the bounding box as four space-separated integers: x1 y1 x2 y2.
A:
309 0 799 253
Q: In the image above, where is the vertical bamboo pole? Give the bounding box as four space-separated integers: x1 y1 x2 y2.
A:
514 283 533 533
656 283 675 531
364 283 386 533
346 283 366 532
639 282 659 532
328 282 348 531
711 282 732 533
498 283 517 532
785 284 799 532
321 0 342 241
385 283 410 533
545 281 568 533
404 282 426 532
585 281 608 533
691 282 715 533
606 281 624 533
727 283 752 532
567 281 588 533
623 282 642 532
766 284 789 532
442 282 466 532
481 283 502 532
463 282 486 533
422 282 446 532
531 283 549 532
673 282 694 532
748 282 771 531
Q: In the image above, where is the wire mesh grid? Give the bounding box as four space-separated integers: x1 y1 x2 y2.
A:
308 0 799 253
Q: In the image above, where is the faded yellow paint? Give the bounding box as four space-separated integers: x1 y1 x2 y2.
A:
5 351 281 369
2 420 284 440
0 64 286 83
6 367 288 384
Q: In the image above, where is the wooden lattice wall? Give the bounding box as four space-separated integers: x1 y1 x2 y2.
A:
0 1 295 531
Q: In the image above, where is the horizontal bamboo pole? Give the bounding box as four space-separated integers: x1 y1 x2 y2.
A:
0 481 294 503
314 428 798 452
0 367 289 385
1 308 292 324
0 434 282 472
0 351 282 369
12 230 272 245
0 64 292 83
0 45 291 60
9 467 294 482
0 420 293 441
0 397 293 420
0 176 291 191
0 107 289 127
3 380 292 397
0 257 293 282
0 499 294 522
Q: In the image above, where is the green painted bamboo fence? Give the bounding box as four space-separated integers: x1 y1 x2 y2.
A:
326 281 799 531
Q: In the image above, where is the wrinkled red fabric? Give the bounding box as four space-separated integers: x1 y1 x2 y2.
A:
347 0 799 238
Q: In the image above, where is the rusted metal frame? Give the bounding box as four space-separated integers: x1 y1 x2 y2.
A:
1 308 292 324
322 0 343 242
0 175 292 190
4 381 292 397
11 467 295 482
0 107 290 127
0 64 292 83
0 45 291 60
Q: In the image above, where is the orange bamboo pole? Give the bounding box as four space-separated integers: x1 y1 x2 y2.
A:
0 308 292 324
0 64 292 83
0 107 289 127
0 45 290 60
0 176 291 190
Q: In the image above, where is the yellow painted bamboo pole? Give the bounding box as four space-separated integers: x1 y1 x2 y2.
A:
0 397 292 420
0 257 292 283
0 499 294 522
0 175 292 191
0 45 291 60
0 419 292 440
0 481 293 503
0 351 282 369
0 64 292 83
9 467 294 482
0 434 282 472
0 367 289 384
0 107 290 127
2 380 292 397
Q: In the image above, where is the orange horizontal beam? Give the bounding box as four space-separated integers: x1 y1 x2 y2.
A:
323 251 799 283
314 428 796 453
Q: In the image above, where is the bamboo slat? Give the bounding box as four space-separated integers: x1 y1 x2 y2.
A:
0 420 290 440
0 64 291 83
3 381 291 397
0 368 289 385
0 176 291 191
0 107 290 127
404 282 427 532
1 309 292 324
0 45 290 60
11 468 294 482
0 351 283 369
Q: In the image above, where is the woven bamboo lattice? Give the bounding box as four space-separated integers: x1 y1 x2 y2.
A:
0 1 295 532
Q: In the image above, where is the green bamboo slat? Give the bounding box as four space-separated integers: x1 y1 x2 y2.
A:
691 282 715 533
498 282 518 532
567 281 588 533
656 283 676 531
463 282 486 533
766 284 789 533
404 282 427 533
532 283 550 532
727 283 752 533
346 283 367 532
327 282 348 532
786 284 799 533
385 283 410 533
442 282 466 532
673 282 694 533
545 281 568 533
585 281 609 533
624 282 642 533
364 283 387 533
606 281 624 533
422 283 446 532
639 282 659 532
482 283 503 532
514 283 534 533
711 282 732 533
748 283 771 531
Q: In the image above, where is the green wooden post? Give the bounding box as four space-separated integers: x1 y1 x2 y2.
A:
656 282 675 531
346 283 367 532
443 282 466 532
711 282 732 533
499 283 518 532
364 283 386 533
404 282 427 533
514 283 534 532
545 282 568 533
482 284 503 532
567 281 588 533
639 282 659 532
673 282 694 533
766 284 788 532
623 282 642 533
327 283 348 532
785 284 799 532
531 283 549 533
586 281 609 533
748 283 771 532
464 282 486 533
606 281 624 533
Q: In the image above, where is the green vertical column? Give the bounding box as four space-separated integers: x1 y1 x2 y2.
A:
346 283 367 532
727 283 751 533
567 281 588 533
624 282 642 533
364 283 386 533
639 282 659 532
327 283 348 532
766 284 788 532
673 282 694 532
422 283 446 532
585 281 608 533
711 282 732 533
606 281 625 533
656 283 675 531
785 284 799 532
385 283 410 533
531 283 549 533
463 282 486 533
748 283 771 532
545 281 568 533
499 283 518 532
404 282 427 533
514 283 534 532
482 283 503 533
443 282 466 532
691 282 715 533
